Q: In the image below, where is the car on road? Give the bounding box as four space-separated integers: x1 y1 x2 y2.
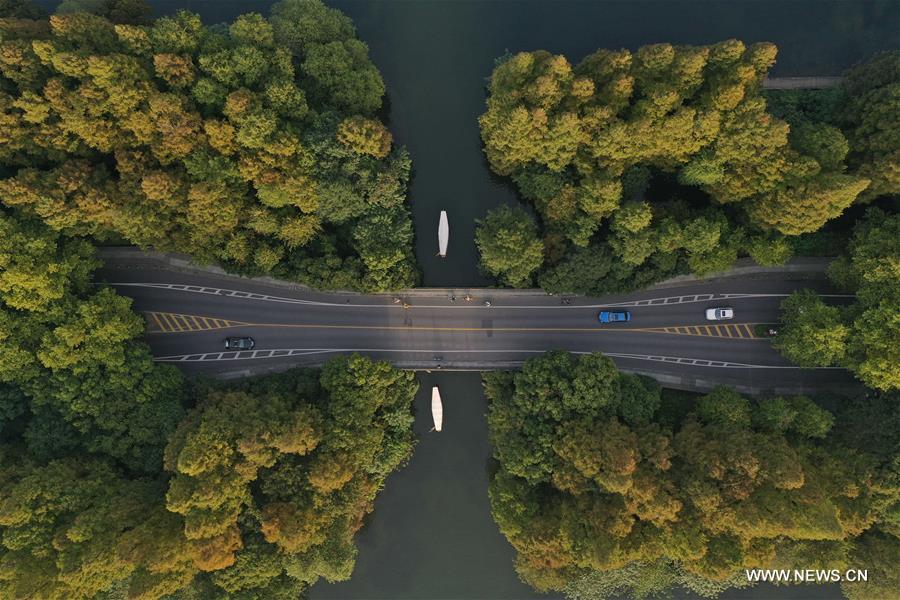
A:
599 310 632 323
705 307 734 321
224 336 255 350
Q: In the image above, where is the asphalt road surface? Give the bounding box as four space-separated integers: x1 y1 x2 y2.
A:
97 259 858 395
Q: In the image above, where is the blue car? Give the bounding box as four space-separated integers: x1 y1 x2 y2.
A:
598 310 631 323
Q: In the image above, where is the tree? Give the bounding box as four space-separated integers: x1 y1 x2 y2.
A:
745 233 793 266
747 173 869 235
537 244 615 294
695 386 751 428
0 384 26 435
337 116 392 158
781 209 900 390
0 0 46 18
485 351 886 596
0 214 98 312
475 205 544 286
0 214 184 472
0 452 170 599
839 51 900 200
160 356 415 591
754 395 834 438
835 207 900 305
773 290 848 367
269 0 355 54
164 389 322 568
301 39 385 115
55 0 152 25
0 353 416 599
790 122 849 171
0 1 416 292
478 40 873 291
847 302 900 391
843 532 900 600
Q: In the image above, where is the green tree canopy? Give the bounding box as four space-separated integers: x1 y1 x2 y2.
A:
0 355 417 599
839 50 900 201
0 0 415 291
475 205 545 286
0 212 184 472
478 41 875 292
773 289 849 367
485 352 891 596
776 209 900 391
0 450 184 599
55 0 152 24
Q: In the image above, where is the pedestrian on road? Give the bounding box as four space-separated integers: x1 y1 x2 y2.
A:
484 300 492 307
464 294 472 302
392 297 401 304
402 302 411 309
449 295 456 302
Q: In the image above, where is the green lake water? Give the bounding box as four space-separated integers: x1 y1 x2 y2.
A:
36 1 900 597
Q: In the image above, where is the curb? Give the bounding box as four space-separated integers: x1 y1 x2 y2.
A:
208 360 860 397
97 248 834 297
646 257 833 290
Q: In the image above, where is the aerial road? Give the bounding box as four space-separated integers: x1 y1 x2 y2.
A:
97 252 858 395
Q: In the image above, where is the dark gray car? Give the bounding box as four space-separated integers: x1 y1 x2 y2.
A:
224 336 255 350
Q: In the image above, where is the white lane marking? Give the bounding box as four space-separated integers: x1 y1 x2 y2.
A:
106 282 333 306
106 282 855 310
153 348 842 369
602 292 854 307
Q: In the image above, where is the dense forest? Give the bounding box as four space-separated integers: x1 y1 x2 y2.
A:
477 42 898 292
0 0 418 291
2 3 898 599
0 308 418 600
0 1 421 598
485 351 899 599
0 206 419 597
773 208 899 391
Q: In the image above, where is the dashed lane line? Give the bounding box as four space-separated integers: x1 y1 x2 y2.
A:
107 282 854 310
144 319 766 338
152 347 842 369
592 292 854 307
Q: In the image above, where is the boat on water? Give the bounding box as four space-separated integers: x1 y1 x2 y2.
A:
431 386 443 432
437 211 449 257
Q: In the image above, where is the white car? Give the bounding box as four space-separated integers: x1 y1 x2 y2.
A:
705 307 734 321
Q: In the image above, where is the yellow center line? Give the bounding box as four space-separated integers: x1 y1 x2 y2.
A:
141 312 769 339
231 322 772 336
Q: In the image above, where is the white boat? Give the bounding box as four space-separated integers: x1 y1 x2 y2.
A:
437 211 449 257
431 386 443 432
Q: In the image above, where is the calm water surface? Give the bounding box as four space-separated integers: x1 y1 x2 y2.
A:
38 1 900 597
